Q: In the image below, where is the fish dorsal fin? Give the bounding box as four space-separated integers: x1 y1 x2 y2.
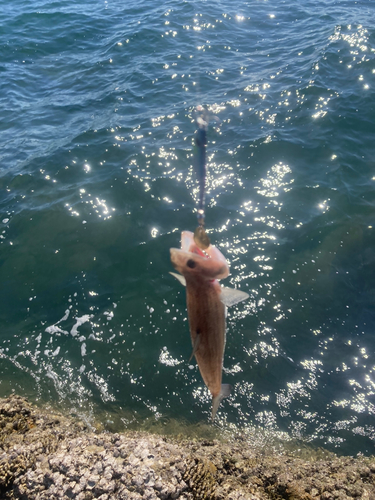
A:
169 272 186 287
220 287 249 307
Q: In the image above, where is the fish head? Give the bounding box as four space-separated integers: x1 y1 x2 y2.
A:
170 231 229 281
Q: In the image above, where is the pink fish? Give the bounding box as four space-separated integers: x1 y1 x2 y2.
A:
170 231 248 419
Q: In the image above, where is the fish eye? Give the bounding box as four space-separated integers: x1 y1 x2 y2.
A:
186 259 196 269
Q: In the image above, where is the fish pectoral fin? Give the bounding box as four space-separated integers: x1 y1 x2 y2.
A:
188 333 200 362
169 272 186 287
211 384 232 421
220 287 249 307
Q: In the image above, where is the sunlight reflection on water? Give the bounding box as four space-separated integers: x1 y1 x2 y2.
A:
1 2 375 455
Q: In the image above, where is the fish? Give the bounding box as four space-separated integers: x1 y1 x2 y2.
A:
170 230 249 420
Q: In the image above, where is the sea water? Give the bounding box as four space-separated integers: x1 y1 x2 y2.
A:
1 0 375 455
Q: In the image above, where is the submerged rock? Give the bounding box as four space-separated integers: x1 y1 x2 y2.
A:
0 395 374 499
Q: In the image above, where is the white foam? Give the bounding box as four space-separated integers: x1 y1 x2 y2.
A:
71 314 91 337
81 343 86 357
45 325 68 335
45 309 70 335
104 311 114 320
58 309 70 323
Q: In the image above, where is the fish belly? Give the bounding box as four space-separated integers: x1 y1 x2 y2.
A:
186 281 226 397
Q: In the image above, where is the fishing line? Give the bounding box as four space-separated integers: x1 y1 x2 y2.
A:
191 8 211 250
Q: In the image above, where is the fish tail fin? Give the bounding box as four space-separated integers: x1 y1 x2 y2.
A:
211 384 232 421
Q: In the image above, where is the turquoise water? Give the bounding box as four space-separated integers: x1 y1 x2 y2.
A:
1 0 375 455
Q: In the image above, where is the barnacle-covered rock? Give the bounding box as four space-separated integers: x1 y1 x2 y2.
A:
183 458 217 499
1 395 375 500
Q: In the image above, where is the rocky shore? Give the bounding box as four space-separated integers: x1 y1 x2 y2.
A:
0 395 374 500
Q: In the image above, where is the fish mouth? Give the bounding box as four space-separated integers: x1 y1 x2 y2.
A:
181 231 195 252
170 247 229 280
170 231 229 280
